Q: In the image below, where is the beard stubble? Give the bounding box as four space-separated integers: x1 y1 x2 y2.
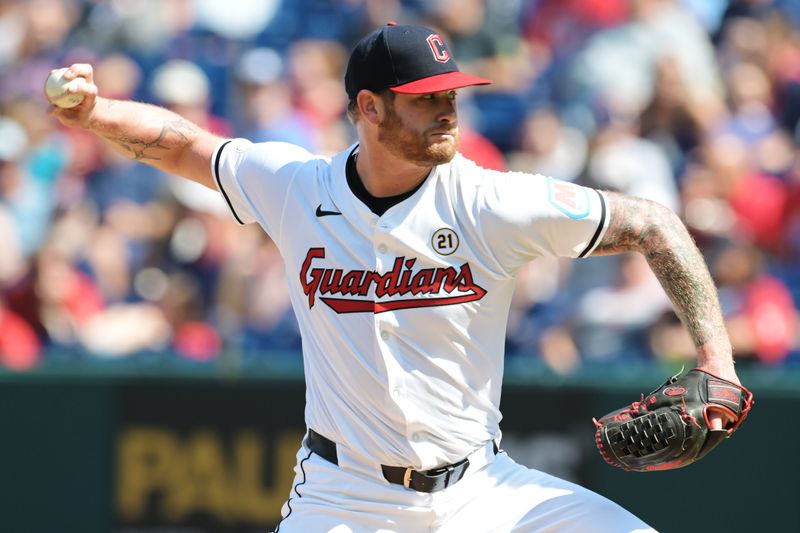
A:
377 101 459 166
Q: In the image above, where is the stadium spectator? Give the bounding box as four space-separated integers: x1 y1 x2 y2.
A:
2 0 799 370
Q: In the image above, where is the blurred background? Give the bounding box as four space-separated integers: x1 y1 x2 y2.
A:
1 0 799 532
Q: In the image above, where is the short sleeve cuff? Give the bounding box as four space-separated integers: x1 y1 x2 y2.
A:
577 190 609 258
210 138 254 225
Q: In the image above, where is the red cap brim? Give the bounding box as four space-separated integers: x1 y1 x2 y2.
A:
390 71 492 94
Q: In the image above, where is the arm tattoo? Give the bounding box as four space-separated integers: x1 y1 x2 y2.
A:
103 119 198 162
593 193 728 350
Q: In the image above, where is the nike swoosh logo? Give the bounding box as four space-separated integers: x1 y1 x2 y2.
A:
316 204 342 217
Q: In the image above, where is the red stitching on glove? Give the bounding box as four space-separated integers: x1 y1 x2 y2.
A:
593 419 625 470
680 397 702 428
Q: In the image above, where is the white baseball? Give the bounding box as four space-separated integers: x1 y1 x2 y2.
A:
45 68 86 109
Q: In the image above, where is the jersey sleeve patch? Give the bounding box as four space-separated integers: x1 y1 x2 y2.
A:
547 178 590 219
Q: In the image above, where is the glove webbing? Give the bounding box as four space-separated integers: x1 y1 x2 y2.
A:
608 412 676 458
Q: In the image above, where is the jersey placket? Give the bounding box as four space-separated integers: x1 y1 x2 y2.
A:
372 217 426 454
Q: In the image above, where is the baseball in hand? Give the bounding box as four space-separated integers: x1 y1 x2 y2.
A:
45 68 85 109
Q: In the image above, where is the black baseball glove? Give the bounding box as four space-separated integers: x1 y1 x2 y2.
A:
593 368 753 472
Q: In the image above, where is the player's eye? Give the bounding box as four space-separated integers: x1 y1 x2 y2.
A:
420 92 457 103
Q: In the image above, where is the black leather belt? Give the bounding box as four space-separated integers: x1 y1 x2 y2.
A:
306 429 495 493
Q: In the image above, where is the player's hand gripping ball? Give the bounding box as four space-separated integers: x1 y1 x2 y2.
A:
593 369 753 472
45 68 85 109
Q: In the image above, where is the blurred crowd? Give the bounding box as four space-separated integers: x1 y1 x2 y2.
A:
1 0 800 372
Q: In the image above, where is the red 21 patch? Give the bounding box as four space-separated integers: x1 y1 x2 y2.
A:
547 178 590 219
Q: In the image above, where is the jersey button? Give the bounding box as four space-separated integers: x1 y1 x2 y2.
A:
392 388 402 398
412 433 421 442
377 244 388 254
380 330 390 341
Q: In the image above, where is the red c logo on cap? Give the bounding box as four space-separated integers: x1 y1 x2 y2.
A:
426 34 451 63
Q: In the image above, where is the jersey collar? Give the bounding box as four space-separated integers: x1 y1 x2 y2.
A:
329 143 443 228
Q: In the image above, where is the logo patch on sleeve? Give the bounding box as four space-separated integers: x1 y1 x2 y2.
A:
547 178 590 219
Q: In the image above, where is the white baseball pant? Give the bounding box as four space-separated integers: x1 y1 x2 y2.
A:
273 437 657 533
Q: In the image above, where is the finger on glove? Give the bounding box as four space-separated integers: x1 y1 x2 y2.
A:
707 407 736 430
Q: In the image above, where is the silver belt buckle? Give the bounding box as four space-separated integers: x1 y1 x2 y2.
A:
403 467 414 489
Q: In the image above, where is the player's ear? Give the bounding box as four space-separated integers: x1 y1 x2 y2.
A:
357 90 382 125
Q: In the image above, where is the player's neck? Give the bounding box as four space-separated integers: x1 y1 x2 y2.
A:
354 144 432 198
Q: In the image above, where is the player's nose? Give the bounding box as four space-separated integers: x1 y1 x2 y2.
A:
437 101 457 123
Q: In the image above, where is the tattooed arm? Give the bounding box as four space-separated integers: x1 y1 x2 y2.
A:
592 192 740 400
48 64 221 189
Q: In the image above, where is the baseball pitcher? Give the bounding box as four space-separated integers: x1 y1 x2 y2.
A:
49 23 751 533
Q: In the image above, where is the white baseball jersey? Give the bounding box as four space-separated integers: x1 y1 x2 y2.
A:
212 139 609 470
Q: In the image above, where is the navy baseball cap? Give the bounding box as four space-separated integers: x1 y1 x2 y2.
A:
345 23 492 99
